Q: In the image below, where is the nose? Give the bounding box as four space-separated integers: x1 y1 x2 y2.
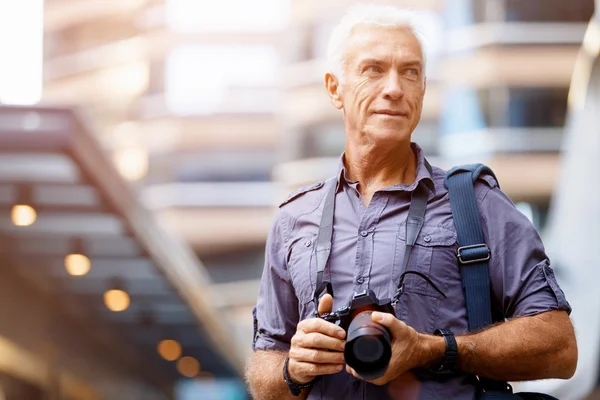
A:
382 72 404 101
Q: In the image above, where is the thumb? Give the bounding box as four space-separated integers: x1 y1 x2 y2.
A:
371 311 399 330
318 293 334 315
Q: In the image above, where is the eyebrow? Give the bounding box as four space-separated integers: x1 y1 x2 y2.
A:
401 60 423 69
357 58 423 69
357 58 386 68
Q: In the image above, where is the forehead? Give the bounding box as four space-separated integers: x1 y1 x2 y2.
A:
344 25 423 65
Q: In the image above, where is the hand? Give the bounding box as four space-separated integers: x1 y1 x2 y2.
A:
346 311 422 386
287 294 347 384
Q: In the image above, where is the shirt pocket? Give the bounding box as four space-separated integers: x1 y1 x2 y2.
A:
393 222 457 298
286 235 318 313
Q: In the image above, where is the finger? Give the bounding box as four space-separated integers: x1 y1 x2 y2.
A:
371 311 403 332
295 332 345 351
295 361 345 378
289 347 345 364
346 365 362 380
318 293 334 315
366 377 387 386
298 318 346 339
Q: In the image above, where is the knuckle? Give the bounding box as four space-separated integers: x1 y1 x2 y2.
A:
288 347 299 360
292 332 305 346
306 333 318 347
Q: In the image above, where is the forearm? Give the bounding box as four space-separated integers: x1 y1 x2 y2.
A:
456 310 577 381
416 310 577 381
245 350 308 400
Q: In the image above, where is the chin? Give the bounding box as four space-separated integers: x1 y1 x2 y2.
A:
365 129 410 146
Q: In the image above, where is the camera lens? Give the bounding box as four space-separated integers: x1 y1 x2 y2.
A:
344 311 392 381
352 336 384 363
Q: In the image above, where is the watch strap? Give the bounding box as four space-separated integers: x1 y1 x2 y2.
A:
283 356 314 396
432 328 458 374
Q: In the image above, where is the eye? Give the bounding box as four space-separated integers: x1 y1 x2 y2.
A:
405 68 419 77
365 65 383 74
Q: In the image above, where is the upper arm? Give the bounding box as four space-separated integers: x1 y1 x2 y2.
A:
253 209 300 352
478 186 571 319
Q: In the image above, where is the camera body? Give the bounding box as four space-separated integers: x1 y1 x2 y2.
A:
320 289 395 380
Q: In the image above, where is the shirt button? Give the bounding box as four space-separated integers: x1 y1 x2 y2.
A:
304 240 312 247
356 276 365 284
360 230 368 237
423 235 432 243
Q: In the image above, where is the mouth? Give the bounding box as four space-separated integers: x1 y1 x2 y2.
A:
374 110 406 117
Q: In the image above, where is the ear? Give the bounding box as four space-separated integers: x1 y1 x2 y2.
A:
324 72 343 110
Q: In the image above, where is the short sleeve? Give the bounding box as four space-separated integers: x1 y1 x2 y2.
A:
252 209 299 351
479 187 571 319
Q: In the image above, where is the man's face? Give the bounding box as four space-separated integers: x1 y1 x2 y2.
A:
327 25 426 146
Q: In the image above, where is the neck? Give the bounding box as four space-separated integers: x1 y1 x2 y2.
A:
344 141 417 195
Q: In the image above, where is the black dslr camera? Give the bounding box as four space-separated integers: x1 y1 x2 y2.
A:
320 289 395 380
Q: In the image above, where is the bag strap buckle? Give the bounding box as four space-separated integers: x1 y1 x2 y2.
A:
457 244 490 265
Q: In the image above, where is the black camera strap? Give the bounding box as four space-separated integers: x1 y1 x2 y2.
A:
312 160 432 312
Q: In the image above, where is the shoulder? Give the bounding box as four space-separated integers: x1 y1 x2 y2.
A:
278 178 333 209
427 163 499 202
438 163 499 200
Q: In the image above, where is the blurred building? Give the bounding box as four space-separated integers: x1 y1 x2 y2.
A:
437 0 595 229
1 0 279 398
39 0 290 370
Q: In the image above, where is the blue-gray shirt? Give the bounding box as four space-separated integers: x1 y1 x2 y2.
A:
252 143 570 400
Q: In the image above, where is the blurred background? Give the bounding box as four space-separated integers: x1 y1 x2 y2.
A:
0 0 598 399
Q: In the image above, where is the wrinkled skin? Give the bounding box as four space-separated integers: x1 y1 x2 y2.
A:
325 25 427 152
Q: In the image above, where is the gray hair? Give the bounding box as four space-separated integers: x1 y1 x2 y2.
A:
326 4 427 84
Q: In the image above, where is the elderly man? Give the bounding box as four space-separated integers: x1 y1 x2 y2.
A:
245 4 577 400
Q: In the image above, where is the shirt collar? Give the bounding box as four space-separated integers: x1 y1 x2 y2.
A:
335 142 435 193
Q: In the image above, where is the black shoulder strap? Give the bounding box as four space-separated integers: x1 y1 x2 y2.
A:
312 179 336 310
444 163 496 331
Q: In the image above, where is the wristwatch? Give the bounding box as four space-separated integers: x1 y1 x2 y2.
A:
283 356 314 396
431 329 458 375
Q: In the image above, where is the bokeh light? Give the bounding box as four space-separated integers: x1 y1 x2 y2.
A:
64 254 91 276
11 205 36 227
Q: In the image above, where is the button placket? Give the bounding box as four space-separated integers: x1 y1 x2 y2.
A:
353 195 388 292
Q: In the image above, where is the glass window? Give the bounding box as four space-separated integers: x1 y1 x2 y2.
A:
149 150 275 183
474 87 568 128
440 87 487 136
166 0 290 33
165 45 280 115
176 151 274 183
505 0 594 23
506 88 568 127
443 0 490 29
